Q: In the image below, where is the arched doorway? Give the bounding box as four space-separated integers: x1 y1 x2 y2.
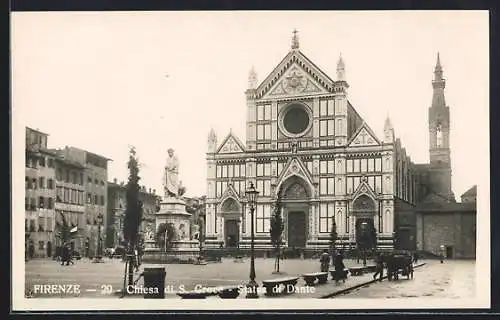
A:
280 176 311 249
220 198 241 248
352 194 377 250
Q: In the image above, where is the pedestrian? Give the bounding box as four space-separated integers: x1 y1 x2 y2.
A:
319 249 330 272
61 244 69 266
334 252 346 284
28 241 35 260
134 247 140 272
373 252 384 281
413 251 419 264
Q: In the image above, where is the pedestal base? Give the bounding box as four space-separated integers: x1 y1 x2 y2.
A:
142 241 200 264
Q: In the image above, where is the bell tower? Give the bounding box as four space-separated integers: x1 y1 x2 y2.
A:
428 53 454 201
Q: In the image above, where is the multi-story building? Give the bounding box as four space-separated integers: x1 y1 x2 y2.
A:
55 147 111 257
25 127 57 258
52 154 86 254
106 180 159 248
204 31 476 254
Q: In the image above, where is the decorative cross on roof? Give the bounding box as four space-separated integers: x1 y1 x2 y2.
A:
291 29 299 49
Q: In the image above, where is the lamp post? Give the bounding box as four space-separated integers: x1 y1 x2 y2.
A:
94 213 104 263
245 182 259 298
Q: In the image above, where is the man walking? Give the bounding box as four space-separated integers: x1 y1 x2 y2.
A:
373 252 384 281
319 249 330 272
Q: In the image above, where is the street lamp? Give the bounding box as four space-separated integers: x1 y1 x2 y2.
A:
245 182 259 298
94 213 104 263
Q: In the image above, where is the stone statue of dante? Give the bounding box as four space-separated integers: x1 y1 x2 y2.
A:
164 148 179 198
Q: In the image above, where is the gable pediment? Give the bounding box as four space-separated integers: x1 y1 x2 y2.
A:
348 123 381 147
262 64 329 99
217 132 246 154
217 181 241 208
352 178 379 203
256 51 335 100
276 157 314 192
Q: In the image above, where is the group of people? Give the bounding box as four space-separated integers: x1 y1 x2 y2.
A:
320 249 347 283
319 249 420 283
58 243 75 266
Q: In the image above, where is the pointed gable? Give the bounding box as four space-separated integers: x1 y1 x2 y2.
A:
276 156 314 192
352 176 379 201
217 181 241 205
347 122 381 147
255 50 335 100
217 131 246 154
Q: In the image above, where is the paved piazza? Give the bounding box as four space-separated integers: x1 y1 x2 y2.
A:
25 257 475 300
337 260 476 299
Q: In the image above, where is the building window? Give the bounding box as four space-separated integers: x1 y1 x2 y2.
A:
360 159 367 172
319 203 334 233
257 104 271 121
79 173 84 185
39 157 46 167
56 168 62 181
256 179 271 197
100 195 105 206
101 180 105 186
94 179 99 185
47 158 54 168
346 159 353 173
46 217 53 232
264 163 271 176
353 159 360 172
39 196 45 208
47 178 54 189
39 177 45 189
47 197 54 209
353 177 361 191
25 197 29 210
256 163 264 177
38 241 45 250
94 194 99 205
88 177 92 184
216 181 222 198
257 124 271 140
320 178 335 195
87 193 92 204
256 204 271 233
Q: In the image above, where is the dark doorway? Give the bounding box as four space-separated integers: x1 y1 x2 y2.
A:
356 218 376 250
225 220 239 248
288 211 306 248
446 246 453 258
46 241 52 257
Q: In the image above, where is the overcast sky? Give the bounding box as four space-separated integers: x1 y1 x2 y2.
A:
12 11 488 199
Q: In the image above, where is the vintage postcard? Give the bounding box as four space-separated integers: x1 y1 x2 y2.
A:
11 10 490 311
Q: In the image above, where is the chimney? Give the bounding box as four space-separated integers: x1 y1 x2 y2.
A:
113 178 117 184
153 189 156 194
149 188 151 193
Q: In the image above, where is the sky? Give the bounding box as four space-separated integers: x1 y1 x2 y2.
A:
12 11 489 199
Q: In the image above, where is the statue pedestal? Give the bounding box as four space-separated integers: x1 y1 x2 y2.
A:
144 239 157 252
142 197 200 264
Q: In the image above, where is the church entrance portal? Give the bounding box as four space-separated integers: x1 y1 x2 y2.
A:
225 220 239 248
353 194 377 250
288 211 306 248
281 177 311 249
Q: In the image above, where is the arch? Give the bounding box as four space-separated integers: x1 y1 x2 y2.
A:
352 194 376 212
277 175 312 200
220 197 241 213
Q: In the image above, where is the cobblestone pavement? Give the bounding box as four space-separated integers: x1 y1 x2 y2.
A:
25 257 378 299
336 260 476 299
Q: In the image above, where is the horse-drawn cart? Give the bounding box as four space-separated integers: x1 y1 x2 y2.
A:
386 252 414 281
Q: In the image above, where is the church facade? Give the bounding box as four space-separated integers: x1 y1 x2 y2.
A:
204 32 470 252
